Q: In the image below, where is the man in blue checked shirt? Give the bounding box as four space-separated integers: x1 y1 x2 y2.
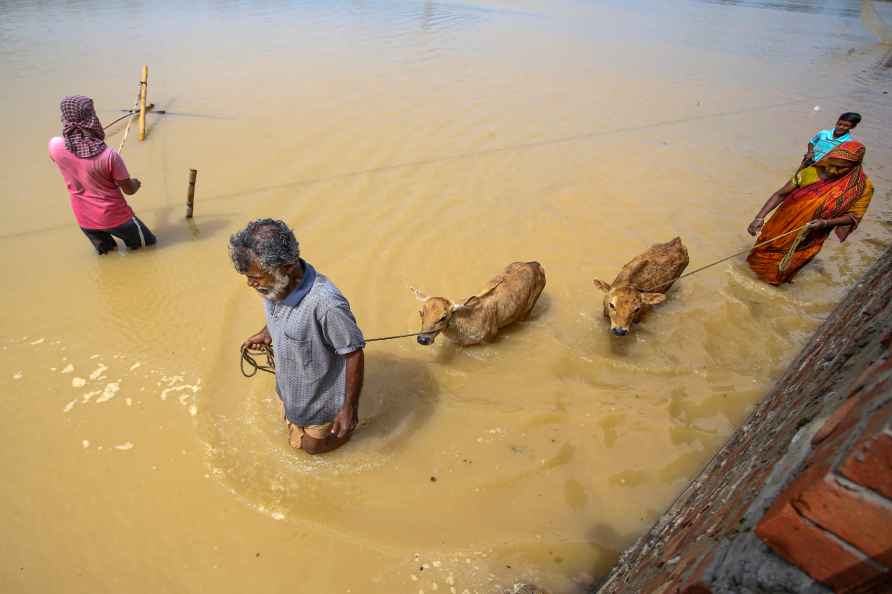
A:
230 219 366 455
801 112 861 168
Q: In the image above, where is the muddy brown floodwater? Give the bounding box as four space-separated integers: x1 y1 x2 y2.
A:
1 1 890 593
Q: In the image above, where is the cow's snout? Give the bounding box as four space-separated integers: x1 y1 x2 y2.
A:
611 327 629 337
417 334 434 346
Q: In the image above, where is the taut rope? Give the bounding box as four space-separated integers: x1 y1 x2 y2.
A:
241 224 813 376
365 331 427 342
240 331 428 377
103 111 136 130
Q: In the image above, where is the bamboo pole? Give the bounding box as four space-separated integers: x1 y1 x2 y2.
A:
117 82 143 154
186 169 198 218
138 65 149 141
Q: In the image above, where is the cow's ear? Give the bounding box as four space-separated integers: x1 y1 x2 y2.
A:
640 292 666 305
410 286 428 302
593 279 611 292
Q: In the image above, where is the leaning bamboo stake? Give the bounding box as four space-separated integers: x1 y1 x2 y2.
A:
138 65 149 141
186 169 198 218
117 82 143 154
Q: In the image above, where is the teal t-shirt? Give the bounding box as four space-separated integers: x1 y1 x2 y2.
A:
810 129 851 161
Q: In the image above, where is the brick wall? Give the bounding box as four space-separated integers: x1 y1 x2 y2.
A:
756 353 892 592
594 246 892 594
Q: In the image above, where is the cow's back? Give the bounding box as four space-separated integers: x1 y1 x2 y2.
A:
448 261 546 344
614 238 689 293
486 261 546 326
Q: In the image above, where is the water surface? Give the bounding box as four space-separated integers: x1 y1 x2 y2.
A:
1 1 890 593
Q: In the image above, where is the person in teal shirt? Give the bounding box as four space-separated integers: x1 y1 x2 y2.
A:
801 112 861 167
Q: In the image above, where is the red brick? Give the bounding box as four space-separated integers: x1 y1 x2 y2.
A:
756 497 887 591
838 400 892 500
813 394 863 445
839 431 892 501
795 474 892 566
809 387 891 471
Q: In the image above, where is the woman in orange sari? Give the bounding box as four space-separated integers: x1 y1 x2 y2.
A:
746 141 874 285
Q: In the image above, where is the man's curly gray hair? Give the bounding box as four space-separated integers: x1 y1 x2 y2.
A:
229 218 301 274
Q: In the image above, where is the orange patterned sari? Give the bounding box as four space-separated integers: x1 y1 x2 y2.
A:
747 141 874 285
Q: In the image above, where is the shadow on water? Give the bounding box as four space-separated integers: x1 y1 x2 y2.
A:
199 350 440 526
351 351 439 453
207 349 440 472
587 523 631 561
146 212 232 249
606 329 635 357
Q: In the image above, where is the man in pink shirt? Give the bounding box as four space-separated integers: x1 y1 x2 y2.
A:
49 95 156 255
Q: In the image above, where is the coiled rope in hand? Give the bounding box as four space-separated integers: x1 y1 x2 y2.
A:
240 344 275 377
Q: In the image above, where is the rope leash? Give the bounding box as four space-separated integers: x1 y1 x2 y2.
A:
240 345 275 377
365 331 426 342
240 331 426 376
641 223 811 292
241 224 812 375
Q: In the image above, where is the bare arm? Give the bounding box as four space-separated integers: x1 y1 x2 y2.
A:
808 214 858 230
748 178 798 236
302 349 364 454
117 177 142 195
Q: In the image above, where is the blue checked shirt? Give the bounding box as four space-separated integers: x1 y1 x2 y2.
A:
263 261 365 426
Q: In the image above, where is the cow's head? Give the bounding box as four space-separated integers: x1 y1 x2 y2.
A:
593 276 666 336
410 287 465 346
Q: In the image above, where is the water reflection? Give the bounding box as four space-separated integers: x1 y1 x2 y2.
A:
695 0 861 18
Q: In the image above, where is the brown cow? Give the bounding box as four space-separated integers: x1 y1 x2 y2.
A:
593 237 689 336
411 261 546 346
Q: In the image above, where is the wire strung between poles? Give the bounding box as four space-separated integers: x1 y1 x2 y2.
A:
641 223 811 292
103 111 136 130
104 105 163 131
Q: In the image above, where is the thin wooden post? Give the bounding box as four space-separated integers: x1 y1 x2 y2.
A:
186 169 198 218
138 65 149 141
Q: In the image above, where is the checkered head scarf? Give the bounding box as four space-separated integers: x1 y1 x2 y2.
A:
60 96 107 158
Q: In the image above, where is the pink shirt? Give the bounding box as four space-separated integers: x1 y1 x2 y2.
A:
49 137 134 229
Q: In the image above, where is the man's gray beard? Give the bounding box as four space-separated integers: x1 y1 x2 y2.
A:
257 269 291 302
